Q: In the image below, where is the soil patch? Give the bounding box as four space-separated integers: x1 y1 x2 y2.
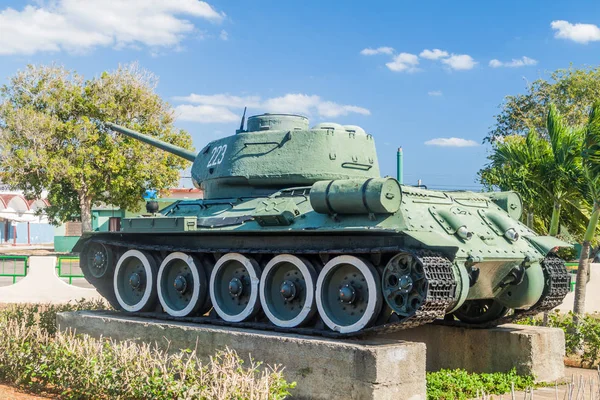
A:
0 384 53 399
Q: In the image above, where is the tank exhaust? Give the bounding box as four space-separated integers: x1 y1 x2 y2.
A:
396 147 404 184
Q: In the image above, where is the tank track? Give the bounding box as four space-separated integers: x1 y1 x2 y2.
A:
437 254 570 329
366 253 457 335
82 239 458 338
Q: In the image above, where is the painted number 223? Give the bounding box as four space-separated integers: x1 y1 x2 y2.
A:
207 145 227 167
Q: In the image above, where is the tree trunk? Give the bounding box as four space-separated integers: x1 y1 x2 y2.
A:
548 201 561 236
79 193 93 233
526 211 534 229
573 203 600 323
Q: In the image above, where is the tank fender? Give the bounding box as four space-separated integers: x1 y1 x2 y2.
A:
524 235 572 255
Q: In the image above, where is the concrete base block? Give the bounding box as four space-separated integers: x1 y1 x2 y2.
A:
0 256 102 303
382 323 565 382
57 311 426 400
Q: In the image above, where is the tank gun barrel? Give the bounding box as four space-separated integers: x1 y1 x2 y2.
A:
106 122 197 162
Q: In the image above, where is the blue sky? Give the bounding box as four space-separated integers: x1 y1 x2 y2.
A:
1 0 600 190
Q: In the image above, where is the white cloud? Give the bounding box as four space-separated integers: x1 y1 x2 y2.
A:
489 56 537 68
173 93 370 122
174 105 239 123
360 46 394 55
425 137 479 147
420 49 449 60
261 94 371 118
261 94 321 115
551 20 600 44
441 54 477 70
428 90 443 96
386 52 419 72
316 102 371 118
219 29 228 41
172 94 262 108
0 0 225 55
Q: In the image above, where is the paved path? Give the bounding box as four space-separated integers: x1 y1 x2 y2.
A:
474 367 600 399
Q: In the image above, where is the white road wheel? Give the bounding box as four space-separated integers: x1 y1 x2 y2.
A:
260 254 317 328
113 249 158 313
316 255 382 334
157 252 209 317
209 253 261 323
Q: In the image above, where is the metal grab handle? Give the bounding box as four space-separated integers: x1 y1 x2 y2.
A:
341 162 373 170
243 132 292 148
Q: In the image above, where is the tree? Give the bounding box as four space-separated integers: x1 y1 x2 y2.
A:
573 102 600 318
480 105 585 239
487 67 600 143
0 64 193 232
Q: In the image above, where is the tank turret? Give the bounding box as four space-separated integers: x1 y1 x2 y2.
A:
107 114 379 198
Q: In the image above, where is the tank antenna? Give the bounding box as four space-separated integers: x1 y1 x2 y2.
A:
238 107 247 132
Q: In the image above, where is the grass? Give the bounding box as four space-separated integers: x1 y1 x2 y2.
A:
0 301 294 399
426 368 535 400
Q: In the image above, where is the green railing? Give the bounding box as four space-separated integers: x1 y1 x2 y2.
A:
56 256 84 284
565 262 577 292
0 255 28 284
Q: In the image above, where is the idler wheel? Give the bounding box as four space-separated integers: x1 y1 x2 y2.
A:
83 242 113 279
316 255 382 334
259 254 318 328
113 250 158 312
209 253 261 323
157 252 210 317
452 299 509 324
382 253 428 318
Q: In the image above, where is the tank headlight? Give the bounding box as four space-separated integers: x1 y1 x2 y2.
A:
457 226 473 241
504 228 519 241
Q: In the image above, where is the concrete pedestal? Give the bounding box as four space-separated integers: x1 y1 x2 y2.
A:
57 311 426 400
382 323 565 382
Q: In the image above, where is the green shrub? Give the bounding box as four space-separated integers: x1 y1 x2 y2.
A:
0 299 109 334
0 303 294 399
426 368 534 400
556 246 578 261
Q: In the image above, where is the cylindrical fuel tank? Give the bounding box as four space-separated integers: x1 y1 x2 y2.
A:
310 178 402 214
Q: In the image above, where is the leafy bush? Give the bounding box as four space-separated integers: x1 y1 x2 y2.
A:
426 368 534 400
519 311 600 366
0 303 294 399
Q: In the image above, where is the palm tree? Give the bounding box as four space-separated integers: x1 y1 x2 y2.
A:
543 105 585 236
483 104 584 237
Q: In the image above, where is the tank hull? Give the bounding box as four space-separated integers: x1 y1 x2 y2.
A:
76 185 570 337
87 117 570 335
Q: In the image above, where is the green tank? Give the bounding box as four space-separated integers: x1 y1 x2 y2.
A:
75 113 570 336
